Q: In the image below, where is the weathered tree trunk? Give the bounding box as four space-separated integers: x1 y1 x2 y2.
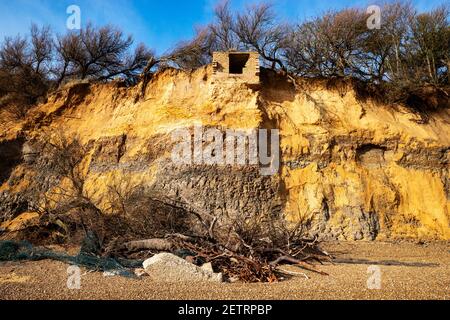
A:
123 238 173 252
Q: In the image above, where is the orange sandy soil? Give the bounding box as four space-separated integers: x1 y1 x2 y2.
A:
0 241 448 300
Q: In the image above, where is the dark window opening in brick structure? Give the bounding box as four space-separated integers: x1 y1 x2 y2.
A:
229 53 250 74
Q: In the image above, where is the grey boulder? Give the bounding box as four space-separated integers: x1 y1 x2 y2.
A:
143 253 223 283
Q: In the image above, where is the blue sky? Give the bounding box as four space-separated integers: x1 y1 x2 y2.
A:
0 0 446 55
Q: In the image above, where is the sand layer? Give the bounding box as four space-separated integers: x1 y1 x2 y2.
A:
0 241 448 300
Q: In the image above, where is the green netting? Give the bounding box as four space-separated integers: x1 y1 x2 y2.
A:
0 232 143 277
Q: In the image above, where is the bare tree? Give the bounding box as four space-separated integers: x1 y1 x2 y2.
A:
54 24 155 85
375 2 416 85
284 8 368 77
0 35 29 71
22 130 112 241
0 25 52 111
167 27 217 70
284 20 328 77
210 0 239 50
97 43 155 84
30 24 53 75
75 23 133 79
166 0 238 71
408 6 450 85
234 3 288 70
354 2 410 83
54 32 83 86
28 132 97 214
168 2 288 72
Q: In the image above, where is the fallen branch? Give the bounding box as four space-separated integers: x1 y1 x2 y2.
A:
270 255 328 275
276 267 310 279
123 238 173 252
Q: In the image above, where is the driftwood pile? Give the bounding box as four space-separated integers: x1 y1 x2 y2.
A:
111 233 331 283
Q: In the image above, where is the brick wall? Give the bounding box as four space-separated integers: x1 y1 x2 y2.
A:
212 51 260 84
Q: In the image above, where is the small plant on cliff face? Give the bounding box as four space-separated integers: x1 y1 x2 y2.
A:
22 131 103 242
103 178 192 240
22 131 191 244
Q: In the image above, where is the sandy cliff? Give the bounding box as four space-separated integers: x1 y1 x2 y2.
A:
0 66 449 240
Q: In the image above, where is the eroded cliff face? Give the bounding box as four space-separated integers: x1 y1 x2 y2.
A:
0 66 449 240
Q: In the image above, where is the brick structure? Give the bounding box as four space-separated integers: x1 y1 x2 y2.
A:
212 51 260 84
